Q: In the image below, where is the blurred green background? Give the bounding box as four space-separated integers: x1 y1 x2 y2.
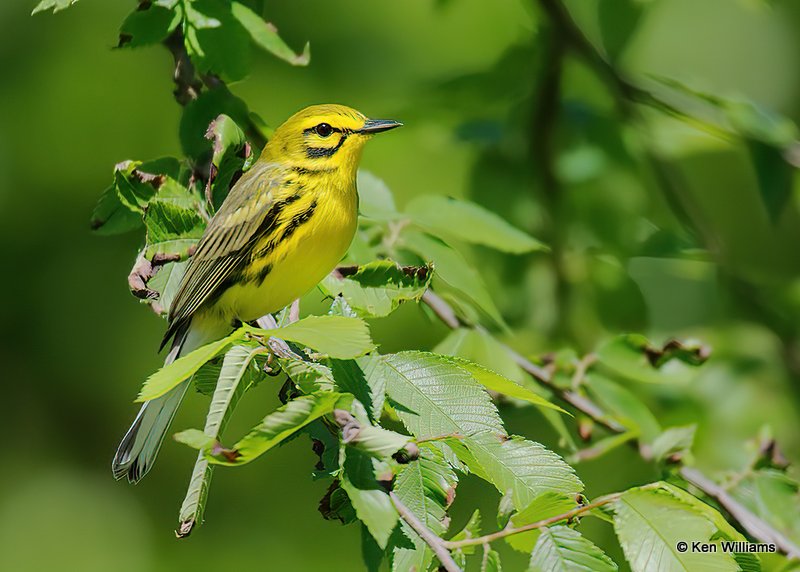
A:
2 0 800 570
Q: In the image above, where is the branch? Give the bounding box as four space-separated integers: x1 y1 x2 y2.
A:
389 492 463 572
420 289 799 559
680 467 800 559
444 491 624 550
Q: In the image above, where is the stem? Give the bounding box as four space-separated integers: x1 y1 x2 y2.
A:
680 467 800 559
390 492 463 572
444 492 622 550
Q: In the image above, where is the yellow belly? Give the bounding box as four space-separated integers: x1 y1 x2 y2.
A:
211 190 357 323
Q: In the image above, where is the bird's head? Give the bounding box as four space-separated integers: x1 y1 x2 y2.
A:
262 104 401 175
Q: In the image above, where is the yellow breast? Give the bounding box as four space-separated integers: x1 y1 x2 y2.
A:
213 177 358 323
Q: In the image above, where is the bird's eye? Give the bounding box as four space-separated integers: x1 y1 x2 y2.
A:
314 123 333 137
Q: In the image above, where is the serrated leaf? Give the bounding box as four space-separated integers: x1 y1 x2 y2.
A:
280 357 336 393
402 230 505 326
435 354 567 413
31 0 77 15
230 1 310 65
507 492 578 553
392 447 458 569
175 344 263 536
144 200 205 259
201 392 344 466
358 171 398 219
464 432 583 511
380 351 504 439
449 509 482 555
341 448 398 549
613 486 738 572
329 358 384 422
136 330 247 402
528 525 617 572
483 548 503 572
406 195 547 254
246 315 374 359
322 261 432 318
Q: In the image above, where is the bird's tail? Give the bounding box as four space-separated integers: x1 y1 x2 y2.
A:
112 319 228 484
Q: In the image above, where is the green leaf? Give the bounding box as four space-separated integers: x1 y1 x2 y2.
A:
358 171 398 219
230 2 310 65
507 492 578 553
613 486 738 572
175 344 263 536
483 548 503 572
329 358 385 422
405 195 547 254
650 425 696 463
392 447 458 569
730 469 800 545
528 525 617 572
434 327 526 383
598 0 645 62
180 85 253 160
246 315 375 359
435 354 567 413
402 230 506 326
595 334 707 384
463 432 583 511
31 0 78 15
118 4 181 48
380 351 504 439
341 447 398 549
280 357 336 393
184 0 251 82
144 200 205 259
204 114 249 211
583 373 661 442
136 330 247 402
146 260 189 317
192 360 222 396
205 392 344 466
747 139 795 222
322 261 432 318
90 185 143 235
449 509 482 552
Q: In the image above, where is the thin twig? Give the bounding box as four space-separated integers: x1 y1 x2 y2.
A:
680 467 800 559
444 492 623 550
390 492 463 572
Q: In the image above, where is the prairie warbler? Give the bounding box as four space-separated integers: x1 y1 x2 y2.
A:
113 104 401 483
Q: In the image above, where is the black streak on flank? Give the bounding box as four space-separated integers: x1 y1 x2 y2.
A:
255 262 273 285
281 199 317 243
292 166 337 176
306 133 348 159
255 193 302 237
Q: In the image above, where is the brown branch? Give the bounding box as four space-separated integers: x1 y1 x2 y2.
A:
389 492 463 572
680 467 800 559
444 491 624 550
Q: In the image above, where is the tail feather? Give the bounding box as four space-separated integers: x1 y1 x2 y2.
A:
112 327 189 484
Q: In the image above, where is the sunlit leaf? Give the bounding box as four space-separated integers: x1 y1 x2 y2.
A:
528 525 617 572
31 0 78 15
247 315 375 359
506 492 578 553
137 330 248 402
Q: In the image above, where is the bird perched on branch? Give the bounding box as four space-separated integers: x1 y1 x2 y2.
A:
113 104 401 483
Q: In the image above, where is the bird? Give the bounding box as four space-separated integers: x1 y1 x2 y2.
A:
112 104 402 483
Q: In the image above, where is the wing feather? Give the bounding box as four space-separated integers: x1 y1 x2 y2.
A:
161 162 291 348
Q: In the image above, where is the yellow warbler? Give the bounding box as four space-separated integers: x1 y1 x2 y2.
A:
113 104 401 483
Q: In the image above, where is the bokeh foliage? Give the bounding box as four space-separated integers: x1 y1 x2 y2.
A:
3 0 800 571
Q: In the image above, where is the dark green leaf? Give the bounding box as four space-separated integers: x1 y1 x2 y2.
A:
230 1 310 65
204 114 249 211
598 0 645 62
341 447 398 549
184 0 252 82
180 86 253 160
322 261 432 318
747 139 795 222
118 4 180 48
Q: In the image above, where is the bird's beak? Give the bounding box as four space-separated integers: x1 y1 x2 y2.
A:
357 119 403 134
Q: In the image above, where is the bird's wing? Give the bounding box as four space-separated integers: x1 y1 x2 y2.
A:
161 162 290 348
